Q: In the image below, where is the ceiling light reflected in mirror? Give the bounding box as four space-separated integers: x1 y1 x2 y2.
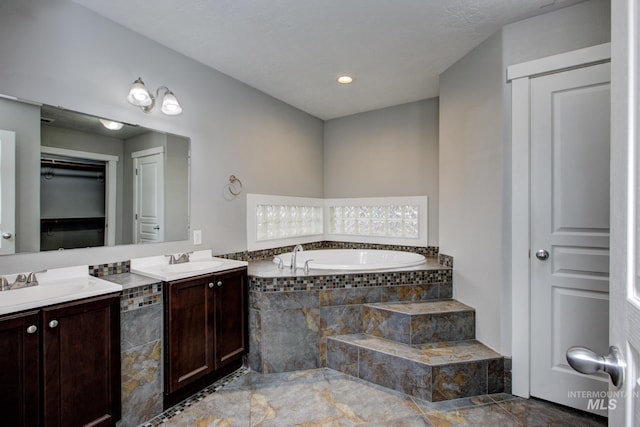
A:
98 118 124 130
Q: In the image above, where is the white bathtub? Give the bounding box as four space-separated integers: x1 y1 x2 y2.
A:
274 249 426 271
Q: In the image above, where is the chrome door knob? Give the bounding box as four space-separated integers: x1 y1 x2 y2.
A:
1 232 12 239
535 249 549 260
567 345 625 389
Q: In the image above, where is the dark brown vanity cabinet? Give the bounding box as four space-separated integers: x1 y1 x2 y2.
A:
0 310 40 427
164 267 248 406
0 294 121 427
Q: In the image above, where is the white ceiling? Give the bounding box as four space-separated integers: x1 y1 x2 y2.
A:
74 0 583 120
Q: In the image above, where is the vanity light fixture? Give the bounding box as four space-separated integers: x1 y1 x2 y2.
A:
127 77 183 116
98 118 124 131
337 75 354 84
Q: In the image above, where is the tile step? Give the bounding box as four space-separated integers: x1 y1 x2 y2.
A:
364 299 474 315
327 333 504 402
363 299 476 344
329 333 499 366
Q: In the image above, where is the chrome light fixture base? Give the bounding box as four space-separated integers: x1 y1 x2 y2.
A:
127 77 182 116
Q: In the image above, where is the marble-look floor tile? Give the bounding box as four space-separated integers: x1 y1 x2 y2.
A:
496 397 607 426
422 403 520 427
144 368 605 427
166 389 252 426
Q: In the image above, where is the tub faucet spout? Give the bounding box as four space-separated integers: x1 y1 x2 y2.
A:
290 245 303 270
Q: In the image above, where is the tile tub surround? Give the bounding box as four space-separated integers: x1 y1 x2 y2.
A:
247 259 452 373
101 272 164 427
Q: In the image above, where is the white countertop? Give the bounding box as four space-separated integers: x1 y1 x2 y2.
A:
0 266 123 316
131 250 248 281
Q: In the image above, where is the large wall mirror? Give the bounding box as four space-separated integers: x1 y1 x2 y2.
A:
0 96 190 255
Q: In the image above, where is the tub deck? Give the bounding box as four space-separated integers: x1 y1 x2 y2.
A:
248 256 445 278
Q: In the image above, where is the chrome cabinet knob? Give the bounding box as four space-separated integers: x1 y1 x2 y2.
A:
26 325 37 334
48 320 59 329
208 282 214 288
217 281 222 287
535 249 549 260
1 232 12 239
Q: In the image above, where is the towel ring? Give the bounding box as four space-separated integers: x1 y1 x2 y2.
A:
228 175 243 196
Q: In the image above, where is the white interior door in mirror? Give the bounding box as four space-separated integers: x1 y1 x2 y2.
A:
133 148 165 244
0 130 15 255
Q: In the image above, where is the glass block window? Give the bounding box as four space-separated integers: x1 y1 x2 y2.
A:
256 204 323 241
329 204 420 238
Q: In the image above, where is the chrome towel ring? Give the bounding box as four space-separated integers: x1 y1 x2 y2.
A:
228 175 243 196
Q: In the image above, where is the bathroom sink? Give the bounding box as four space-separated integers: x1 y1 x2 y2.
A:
131 252 248 282
0 266 123 316
161 260 223 273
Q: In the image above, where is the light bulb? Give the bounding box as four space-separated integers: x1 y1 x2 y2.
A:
161 91 182 115
127 78 153 107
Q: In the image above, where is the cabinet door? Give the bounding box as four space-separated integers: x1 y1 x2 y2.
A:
214 267 248 369
0 311 39 427
166 275 215 393
42 294 121 427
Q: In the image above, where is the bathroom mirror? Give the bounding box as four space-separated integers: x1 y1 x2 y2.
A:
0 96 190 254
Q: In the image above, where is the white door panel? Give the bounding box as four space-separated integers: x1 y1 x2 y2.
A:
0 130 15 255
133 151 164 244
609 0 640 424
530 62 611 415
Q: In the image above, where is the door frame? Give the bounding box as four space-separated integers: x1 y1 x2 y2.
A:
0 129 15 255
508 43 611 398
40 146 118 246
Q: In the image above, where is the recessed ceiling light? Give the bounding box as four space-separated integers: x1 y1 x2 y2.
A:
99 118 124 130
337 75 354 84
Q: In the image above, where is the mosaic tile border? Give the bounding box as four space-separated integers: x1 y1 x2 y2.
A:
249 268 452 292
438 253 454 268
220 241 440 262
139 366 250 426
120 283 163 312
89 260 130 277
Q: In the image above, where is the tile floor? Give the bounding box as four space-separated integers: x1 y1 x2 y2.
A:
142 368 606 426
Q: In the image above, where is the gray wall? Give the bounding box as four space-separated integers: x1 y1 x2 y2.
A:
324 99 439 245
0 0 323 272
164 134 190 243
438 0 611 354
439 30 505 353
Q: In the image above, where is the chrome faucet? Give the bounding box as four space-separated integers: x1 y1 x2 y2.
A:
10 273 28 289
166 252 193 265
0 270 45 291
290 244 304 270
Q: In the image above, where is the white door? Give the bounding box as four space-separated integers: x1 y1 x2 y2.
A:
0 130 15 255
606 0 640 424
530 63 611 415
133 150 164 243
